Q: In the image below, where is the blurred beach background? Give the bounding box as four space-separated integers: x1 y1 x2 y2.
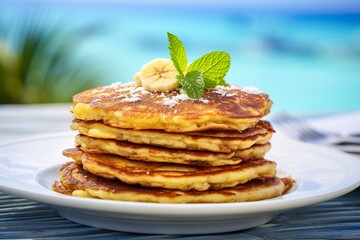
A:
0 0 359 113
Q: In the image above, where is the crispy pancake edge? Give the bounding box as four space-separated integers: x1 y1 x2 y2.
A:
74 133 272 166
54 162 293 203
63 148 277 191
71 119 274 153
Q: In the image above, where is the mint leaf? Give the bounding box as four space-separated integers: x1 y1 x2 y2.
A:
217 78 228 86
188 51 230 87
204 77 222 88
177 70 205 99
167 32 187 76
204 77 228 88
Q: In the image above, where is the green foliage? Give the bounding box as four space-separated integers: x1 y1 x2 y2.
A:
0 14 103 103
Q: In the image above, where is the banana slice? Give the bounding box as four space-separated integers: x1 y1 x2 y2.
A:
139 58 179 92
133 72 142 87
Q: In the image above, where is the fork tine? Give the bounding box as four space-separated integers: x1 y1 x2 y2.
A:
273 112 360 150
274 112 326 142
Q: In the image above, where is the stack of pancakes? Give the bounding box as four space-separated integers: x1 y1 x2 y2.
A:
53 82 294 203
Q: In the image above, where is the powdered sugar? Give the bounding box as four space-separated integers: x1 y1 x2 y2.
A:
108 82 126 89
163 90 209 108
163 98 178 107
163 93 189 107
129 87 151 96
103 82 151 103
213 85 236 97
213 89 235 97
121 95 141 102
214 85 263 95
91 89 106 94
200 99 209 104
241 86 263 94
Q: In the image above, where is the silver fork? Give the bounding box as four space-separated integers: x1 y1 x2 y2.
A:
273 112 360 146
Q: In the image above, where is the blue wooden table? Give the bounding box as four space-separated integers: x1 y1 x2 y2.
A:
1 189 359 239
0 104 359 239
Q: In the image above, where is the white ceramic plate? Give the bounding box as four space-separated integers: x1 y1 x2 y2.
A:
0 132 359 235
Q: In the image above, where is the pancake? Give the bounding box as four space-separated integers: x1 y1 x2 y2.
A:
74 134 271 166
54 162 294 203
184 120 274 138
233 143 271 159
71 82 272 132
63 148 277 191
71 119 274 153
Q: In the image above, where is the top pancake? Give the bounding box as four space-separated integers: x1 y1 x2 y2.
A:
72 82 272 132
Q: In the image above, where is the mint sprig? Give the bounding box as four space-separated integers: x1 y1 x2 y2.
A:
167 32 230 99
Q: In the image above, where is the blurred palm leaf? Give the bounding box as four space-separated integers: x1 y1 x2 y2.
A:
0 14 104 103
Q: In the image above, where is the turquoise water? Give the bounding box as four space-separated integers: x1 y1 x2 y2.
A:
1 3 360 113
